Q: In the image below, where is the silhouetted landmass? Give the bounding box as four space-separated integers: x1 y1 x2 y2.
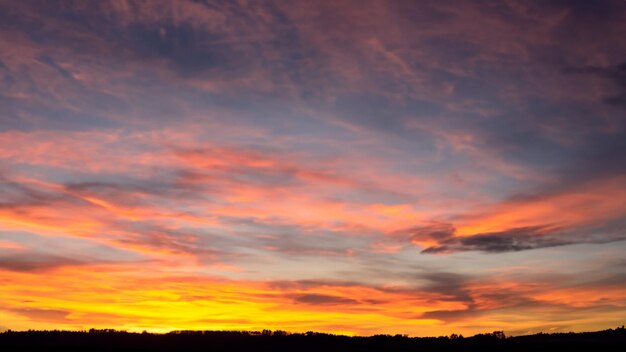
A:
1 326 625 351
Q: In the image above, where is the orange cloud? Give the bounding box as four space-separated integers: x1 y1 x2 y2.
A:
456 175 626 236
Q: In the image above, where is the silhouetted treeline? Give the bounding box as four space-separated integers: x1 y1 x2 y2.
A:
1 326 625 351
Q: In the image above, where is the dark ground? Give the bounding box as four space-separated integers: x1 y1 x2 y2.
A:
1 326 625 351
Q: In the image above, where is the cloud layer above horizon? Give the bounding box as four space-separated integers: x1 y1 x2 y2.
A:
1 0 626 336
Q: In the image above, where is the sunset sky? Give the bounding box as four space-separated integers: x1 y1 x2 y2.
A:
1 0 626 337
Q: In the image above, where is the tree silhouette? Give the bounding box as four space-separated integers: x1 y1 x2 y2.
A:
0 326 625 351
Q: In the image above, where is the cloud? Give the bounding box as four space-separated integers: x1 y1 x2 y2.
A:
0 253 83 272
403 222 456 243
420 306 478 322
419 268 626 324
8 308 70 322
419 272 473 303
291 293 359 305
422 225 626 254
422 226 564 253
172 145 358 189
0 174 79 209
565 61 626 107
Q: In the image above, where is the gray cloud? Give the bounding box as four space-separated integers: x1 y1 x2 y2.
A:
565 61 626 107
416 221 626 254
0 175 83 209
291 293 359 305
8 307 70 321
422 226 565 253
419 272 473 303
421 305 479 322
401 222 456 243
0 253 83 272
422 299 625 325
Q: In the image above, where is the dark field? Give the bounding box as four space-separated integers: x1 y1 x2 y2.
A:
1 327 625 352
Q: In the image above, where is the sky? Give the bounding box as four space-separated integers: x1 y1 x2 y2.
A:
1 0 626 337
